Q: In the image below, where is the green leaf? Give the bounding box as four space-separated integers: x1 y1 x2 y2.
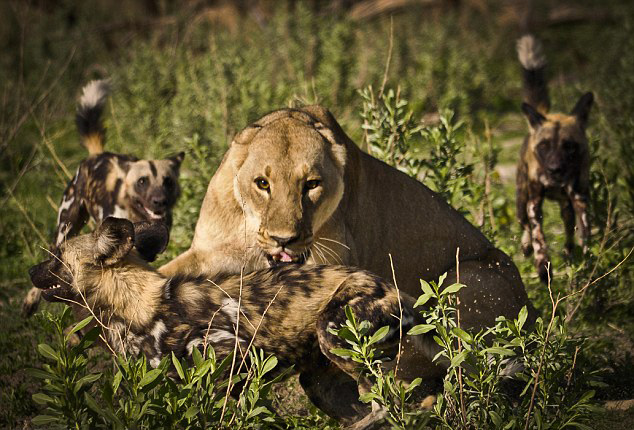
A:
84 392 105 415
262 356 278 375
184 406 199 420
441 282 466 296
68 315 94 336
172 352 185 380
420 279 434 296
483 347 515 357
330 348 355 358
247 406 270 419
414 293 433 308
450 350 468 368
192 346 203 368
26 368 56 380
31 415 59 425
37 343 60 362
368 326 390 346
408 324 435 336
345 305 356 327
76 372 102 391
518 306 528 331
359 392 379 403
32 392 55 405
490 410 502 427
438 272 447 288
451 327 472 343
138 368 162 389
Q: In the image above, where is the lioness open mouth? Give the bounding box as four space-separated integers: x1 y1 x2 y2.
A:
266 250 308 267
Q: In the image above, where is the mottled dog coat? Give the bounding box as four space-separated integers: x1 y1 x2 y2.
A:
22 80 184 316
516 35 594 282
29 218 425 426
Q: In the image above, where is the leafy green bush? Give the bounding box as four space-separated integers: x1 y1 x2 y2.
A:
329 273 602 430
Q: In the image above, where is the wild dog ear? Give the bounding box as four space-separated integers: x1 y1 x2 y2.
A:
93 217 135 265
133 221 169 262
521 102 546 130
169 151 185 168
571 92 594 130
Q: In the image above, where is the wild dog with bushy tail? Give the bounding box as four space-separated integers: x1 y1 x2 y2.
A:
516 35 594 283
22 80 184 316
28 217 430 428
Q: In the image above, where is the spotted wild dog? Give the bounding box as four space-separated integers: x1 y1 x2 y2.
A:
22 79 184 316
28 217 431 427
516 35 594 283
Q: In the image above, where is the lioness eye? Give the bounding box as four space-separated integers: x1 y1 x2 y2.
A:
304 179 321 192
255 178 270 191
137 176 148 186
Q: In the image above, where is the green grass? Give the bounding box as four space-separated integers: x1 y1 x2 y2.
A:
1 1 634 428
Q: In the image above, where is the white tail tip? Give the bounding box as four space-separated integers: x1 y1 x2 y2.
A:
517 34 546 70
79 79 111 109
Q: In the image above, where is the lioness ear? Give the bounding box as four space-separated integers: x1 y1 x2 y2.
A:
521 102 546 130
94 217 135 265
570 92 593 130
301 105 348 170
133 221 169 262
230 124 262 170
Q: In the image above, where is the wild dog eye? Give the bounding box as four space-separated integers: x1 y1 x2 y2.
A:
137 176 149 187
163 176 173 188
304 179 321 192
254 177 270 191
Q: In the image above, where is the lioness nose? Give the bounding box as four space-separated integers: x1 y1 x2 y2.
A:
270 234 299 247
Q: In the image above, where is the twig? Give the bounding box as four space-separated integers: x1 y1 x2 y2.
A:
388 254 404 377
378 16 394 100
1 47 76 153
525 262 557 430
455 248 467 427
8 190 47 243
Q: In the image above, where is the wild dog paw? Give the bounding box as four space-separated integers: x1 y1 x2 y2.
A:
536 258 552 284
521 230 533 257
563 242 575 260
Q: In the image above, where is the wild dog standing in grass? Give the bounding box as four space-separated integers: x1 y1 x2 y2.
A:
28 217 430 427
516 35 594 283
22 80 185 316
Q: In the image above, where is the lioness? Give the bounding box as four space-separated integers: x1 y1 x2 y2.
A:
161 105 532 420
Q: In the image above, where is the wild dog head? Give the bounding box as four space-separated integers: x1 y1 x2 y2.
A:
229 107 346 267
124 153 185 222
521 93 593 187
29 218 169 304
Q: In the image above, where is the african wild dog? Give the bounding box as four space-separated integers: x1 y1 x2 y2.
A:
22 79 184 316
516 35 594 283
28 217 430 427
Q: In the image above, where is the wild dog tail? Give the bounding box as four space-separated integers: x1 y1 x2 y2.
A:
517 34 550 114
76 79 111 155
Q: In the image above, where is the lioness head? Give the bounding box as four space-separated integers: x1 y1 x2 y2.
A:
29 218 169 303
229 107 347 267
522 92 593 186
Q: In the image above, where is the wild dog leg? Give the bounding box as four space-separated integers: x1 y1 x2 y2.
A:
559 198 576 258
299 358 370 425
527 192 551 283
516 175 533 257
23 188 89 317
569 190 590 254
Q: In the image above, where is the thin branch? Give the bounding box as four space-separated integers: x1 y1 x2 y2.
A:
388 254 404 377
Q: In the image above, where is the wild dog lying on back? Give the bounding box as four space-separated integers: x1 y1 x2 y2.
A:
516 35 594 283
22 80 184 316
28 217 427 427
